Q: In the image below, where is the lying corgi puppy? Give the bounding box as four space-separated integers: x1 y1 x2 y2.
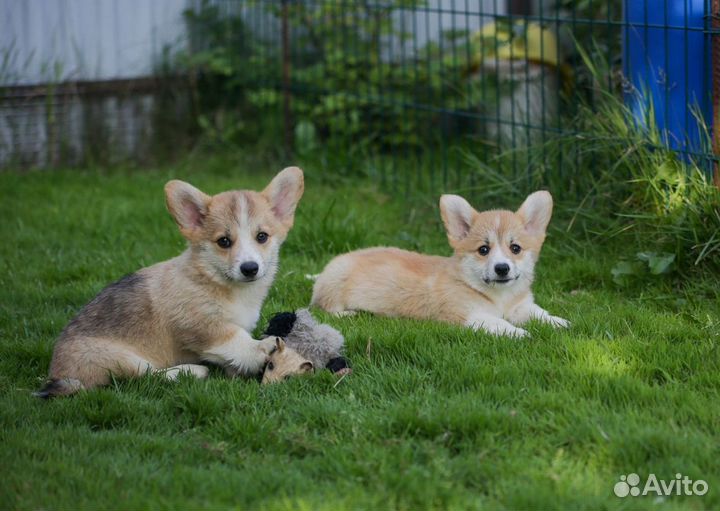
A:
35 167 304 398
311 191 568 337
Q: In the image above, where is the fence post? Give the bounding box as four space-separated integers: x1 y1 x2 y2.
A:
508 0 530 15
713 0 720 186
281 0 293 154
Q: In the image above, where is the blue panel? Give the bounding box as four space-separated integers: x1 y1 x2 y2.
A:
623 0 710 157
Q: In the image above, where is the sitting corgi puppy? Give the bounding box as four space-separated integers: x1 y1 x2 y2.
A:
311 191 568 337
36 167 304 397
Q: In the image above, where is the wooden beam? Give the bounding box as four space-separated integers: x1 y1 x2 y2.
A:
508 0 531 16
0 76 184 102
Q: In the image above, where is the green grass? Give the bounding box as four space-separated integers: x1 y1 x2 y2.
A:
1 156 719 510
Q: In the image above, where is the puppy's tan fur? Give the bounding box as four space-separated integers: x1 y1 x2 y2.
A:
311 191 568 337
37 167 304 397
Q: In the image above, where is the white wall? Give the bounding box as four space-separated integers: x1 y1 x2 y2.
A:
399 0 506 53
1 0 507 86
1 0 189 85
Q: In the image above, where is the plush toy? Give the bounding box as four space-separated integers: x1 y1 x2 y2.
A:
260 338 313 384
261 309 350 384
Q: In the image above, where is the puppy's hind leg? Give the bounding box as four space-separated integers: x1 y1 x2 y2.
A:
158 364 210 380
36 338 156 398
332 310 357 317
311 257 354 314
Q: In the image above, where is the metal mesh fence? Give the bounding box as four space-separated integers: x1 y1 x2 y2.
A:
1 0 715 187
191 0 713 191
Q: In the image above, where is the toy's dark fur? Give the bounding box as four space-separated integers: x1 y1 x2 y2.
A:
326 357 348 373
263 309 349 373
265 312 298 338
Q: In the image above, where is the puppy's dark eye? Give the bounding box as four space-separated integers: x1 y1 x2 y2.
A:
256 232 269 244
217 236 232 249
267 362 274 371
510 243 522 254
478 245 490 256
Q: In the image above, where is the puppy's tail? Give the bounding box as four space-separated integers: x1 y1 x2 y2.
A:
33 378 84 399
311 262 348 313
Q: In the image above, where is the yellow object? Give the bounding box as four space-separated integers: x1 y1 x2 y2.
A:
472 21 560 67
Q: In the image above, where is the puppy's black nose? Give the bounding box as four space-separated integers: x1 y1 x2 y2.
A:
240 261 259 277
494 263 510 277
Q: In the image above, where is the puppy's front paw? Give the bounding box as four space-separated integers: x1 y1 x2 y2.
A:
547 316 570 328
468 316 529 338
259 336 280 355
228 340 274 378
246 341 275 373
506 326 529 338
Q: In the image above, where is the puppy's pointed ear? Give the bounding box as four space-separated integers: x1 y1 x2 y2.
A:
517 191 553 236
440 194 476 244
300 361 314 373
165 180 211 238
274 337 286 352
263 167 304 228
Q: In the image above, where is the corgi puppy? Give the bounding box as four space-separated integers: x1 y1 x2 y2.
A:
311 191 568 337
35 167 304 397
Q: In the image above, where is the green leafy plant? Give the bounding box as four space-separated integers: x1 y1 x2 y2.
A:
278 0 435 152
177 0 496 153
611 252 676 286
178 1 281 147
568 43 719 276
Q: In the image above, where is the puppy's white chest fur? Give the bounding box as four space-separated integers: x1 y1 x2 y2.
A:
224 283 270 331
487 286 528 318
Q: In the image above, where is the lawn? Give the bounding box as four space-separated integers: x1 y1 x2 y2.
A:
1 156 718 510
